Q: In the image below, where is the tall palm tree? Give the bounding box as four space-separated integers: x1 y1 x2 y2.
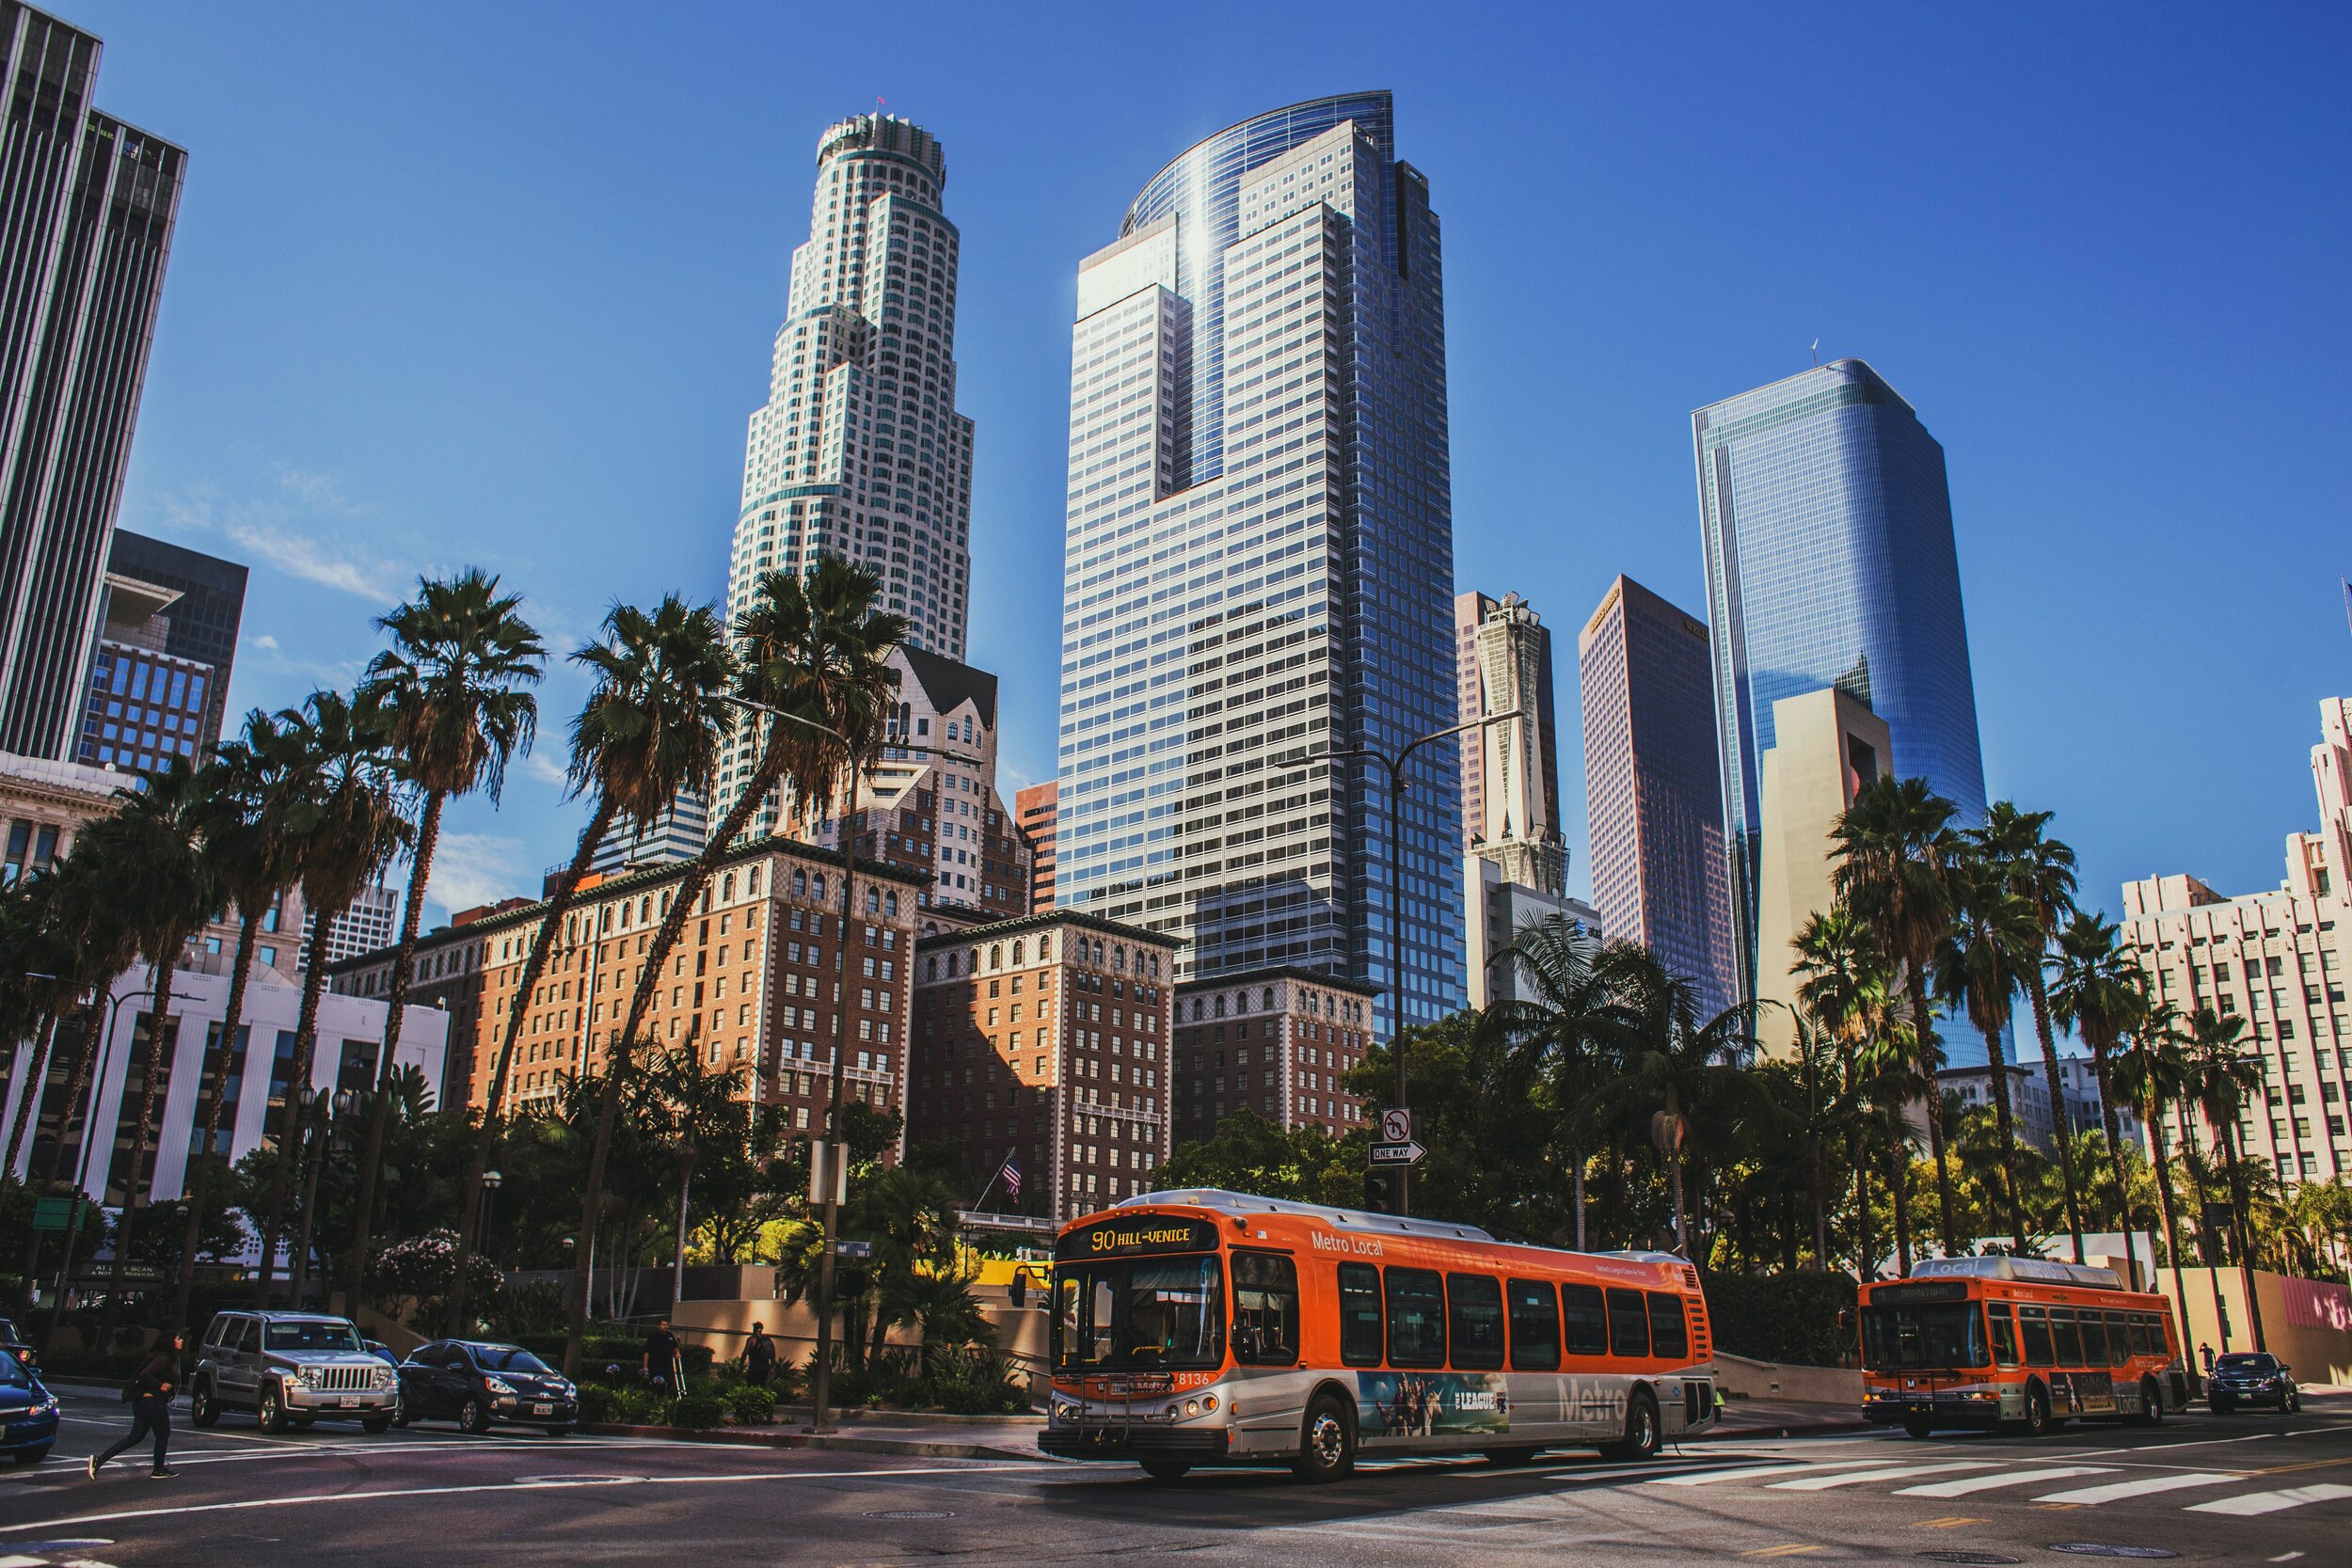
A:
348 569 544 1310
171 712 304 1328
255 691 407 1306
0 871 81 1190
1975 802 2087 1259
564 557 902 1378
1833 774 1966 1257
1494 913 1615 1249
1933 850 2041 1252
2117 998 2201 1370
1791 903 1895 1276
100 761 221 1332
2183 1006 2267 1350
2049 912 2151 1287
447 595 735 1333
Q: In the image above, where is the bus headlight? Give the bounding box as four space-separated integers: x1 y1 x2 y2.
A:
1184 1399 1200 1417
1200 1394 1216 1412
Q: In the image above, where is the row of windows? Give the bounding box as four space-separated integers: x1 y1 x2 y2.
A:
1333 1265 1691 1372
1996 1306 2169 1370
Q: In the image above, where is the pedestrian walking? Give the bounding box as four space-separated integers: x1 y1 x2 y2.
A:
743 1322 775 1389
88 1331 183 1481
2200 1341 2216 1375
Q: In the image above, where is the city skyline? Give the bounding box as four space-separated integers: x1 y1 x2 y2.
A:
62 2 2351 956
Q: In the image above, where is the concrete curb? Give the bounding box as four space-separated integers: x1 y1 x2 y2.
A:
580 1421 1051 1463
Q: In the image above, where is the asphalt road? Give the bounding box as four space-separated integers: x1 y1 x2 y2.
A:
0 1389 2343 1566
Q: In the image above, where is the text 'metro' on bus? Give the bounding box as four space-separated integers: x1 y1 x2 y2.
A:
1042 1189 1717 1481
1858 1256 2191 1438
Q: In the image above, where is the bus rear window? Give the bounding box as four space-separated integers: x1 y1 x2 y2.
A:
1646 1292 1690 1360
1446 1275 1504 1370
1607 1288 1650 1357
1562 1284 1607 1357
1385 1268 1446 1368
1506 1278 1560 1371
1337 1263 1383 1367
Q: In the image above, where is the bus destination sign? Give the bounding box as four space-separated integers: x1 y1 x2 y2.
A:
1055 1215 1220 1260
1873 1280 1968 1304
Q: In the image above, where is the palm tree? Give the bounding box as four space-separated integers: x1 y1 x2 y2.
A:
1494 913 1615 1249
446 595 734 1334
1933 850 2042 1252
170 711 304 1328
0 871 81 1191
255 691 407 1306
2182 1006 2267 1350
1975 802 2087 1260
2049 912 2151 1288
564 557 902 1378
100 761 222 1333
1791 903 1896 1276
2117 999 2202 1371
1833 774 1966 1258
347 569 544 1310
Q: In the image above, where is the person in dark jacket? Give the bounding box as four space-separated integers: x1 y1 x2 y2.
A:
743 1323 776 1388
89 1330 183 1480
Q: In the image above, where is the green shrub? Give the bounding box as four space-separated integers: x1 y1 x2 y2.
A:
723 1384 778 1426
604 1386 667 1425
671 1392 725 1430
576 1385 619 1423
1698 1270 1857 1367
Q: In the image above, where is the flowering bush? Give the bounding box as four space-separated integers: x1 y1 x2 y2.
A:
372 1229 502 1314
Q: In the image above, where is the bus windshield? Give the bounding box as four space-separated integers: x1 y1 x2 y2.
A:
1861 1302 1988 1370
1053 1254 1225 1372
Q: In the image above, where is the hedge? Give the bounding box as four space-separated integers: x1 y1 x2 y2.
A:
1698 1270 1857 1367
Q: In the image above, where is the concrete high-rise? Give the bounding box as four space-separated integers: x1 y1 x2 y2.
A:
711 113 977 843
73 529 245 774
1751 686 1888 1055
1694 358 1986 1003
1580 576 1737 1021
0 6 184 763
1456 591 1565 892
1054 94 1461 1040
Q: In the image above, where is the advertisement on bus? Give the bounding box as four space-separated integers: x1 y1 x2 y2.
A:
1357 1371 1511 1438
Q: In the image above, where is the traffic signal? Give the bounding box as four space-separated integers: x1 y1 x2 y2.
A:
1364 1169 1399 1214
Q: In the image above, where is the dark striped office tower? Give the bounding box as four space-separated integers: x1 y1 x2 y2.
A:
0 5 183 762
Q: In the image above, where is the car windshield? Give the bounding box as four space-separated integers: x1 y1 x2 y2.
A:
469 1344 552 1375
1052 1254 1225 1372
264 1321 364 1354
1861 1303 1989 1370
0 1354 32 1387
0 1319 21 1341
2217 1354 2277 1371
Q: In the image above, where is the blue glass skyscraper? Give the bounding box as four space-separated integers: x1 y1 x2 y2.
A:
1055 93 1463 1040
1694 358 1987 1002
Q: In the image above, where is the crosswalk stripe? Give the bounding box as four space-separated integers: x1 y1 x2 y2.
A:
1648 1462 1848 1487
1769 1462 2000 1492
2185 1483 2352 1517
2032 1472 2243 1504
1896 1465 2120 1497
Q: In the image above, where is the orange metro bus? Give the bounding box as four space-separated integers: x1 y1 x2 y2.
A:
1857 1256 2192 1437
1041 1187 1719 1481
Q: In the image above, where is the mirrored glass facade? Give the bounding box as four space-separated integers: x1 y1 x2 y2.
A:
1057 93 1462 1041
1694 358 1987 1001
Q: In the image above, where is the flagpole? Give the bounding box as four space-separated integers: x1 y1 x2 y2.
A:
970 1164 1004 1215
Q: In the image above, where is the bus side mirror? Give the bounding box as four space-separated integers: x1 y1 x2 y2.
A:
1836 1309 1851 1335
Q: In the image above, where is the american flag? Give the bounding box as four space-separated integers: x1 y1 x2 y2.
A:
1000 1152 1022 1199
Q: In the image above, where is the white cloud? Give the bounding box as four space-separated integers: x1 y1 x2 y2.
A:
423 832 530 916
520 752 570 789
151 464 408 602
252 634 279 651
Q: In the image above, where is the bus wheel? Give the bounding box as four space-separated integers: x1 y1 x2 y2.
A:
1140 1461 1191 1482
1292 1393 1356 1482
2023 1382 2051 1437
1602 1389 1662 1463
2137 1378 2165 1426
1902 1418 1934 1439
1482 1447 1540 1466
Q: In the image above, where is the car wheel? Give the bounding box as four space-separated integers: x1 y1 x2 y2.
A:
2210 1395 2233 1416
190 1382 219 1429
257 1384 288 1434
10 1445 48 1465
2138 1378 2165 1426
457 1396 492 1435
2023 1382 2052 1437
1602 1388 1663 1463
544 1425 571 1438
1481 1447 1541 1465
1139 1459 1191 1481
1902 1418 1934 1439
361 1417 391 1434
2281 1389 2298 1414
391 1404 410 1429
1292 1392 1357 1482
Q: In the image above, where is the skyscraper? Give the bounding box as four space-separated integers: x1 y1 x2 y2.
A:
1694 358 1986 1002
0 6 184 763
710 113 976 842
1017 781 1057 913
73 528 245 774
1054 93 1460 1039
1579 575 1736 1021
1456 591 1565 893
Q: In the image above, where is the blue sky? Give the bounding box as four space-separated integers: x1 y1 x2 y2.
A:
72 2 2352 935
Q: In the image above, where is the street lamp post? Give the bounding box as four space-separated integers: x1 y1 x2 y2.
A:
1305 711 1518 1218
478 1169 502 1323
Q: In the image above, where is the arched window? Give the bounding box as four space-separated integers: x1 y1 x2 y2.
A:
1262 988 1275 1010
794 869 808 897
1113 946 1126 974
1038 934 1052 961
1091 939 1104 966
813 875 826 901
1010 939 1024 964
885 891 898 916
1215 994 1227 1018
723 872 736 901
989 944 1002 970
747 865 760 896
866 886 880 913
659 892 671 916
925 957 937 981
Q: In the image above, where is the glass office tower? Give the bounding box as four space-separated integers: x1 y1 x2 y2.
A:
1694 358 1987 1002
1055 93 1462 1039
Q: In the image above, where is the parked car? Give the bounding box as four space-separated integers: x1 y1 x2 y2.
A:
0 1351 57 1465
396 1341 578 1435
0 1317 36 1369
2207 1352 2300 1414
190 1311 400 1433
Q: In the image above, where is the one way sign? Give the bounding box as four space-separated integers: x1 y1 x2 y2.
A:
1369 1141 1425 1166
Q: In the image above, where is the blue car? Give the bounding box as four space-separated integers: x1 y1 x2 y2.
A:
0 1350 57 1464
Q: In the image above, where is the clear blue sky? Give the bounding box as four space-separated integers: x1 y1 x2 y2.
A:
71 1 2352 934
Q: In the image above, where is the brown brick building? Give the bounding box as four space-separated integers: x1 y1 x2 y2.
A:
910 911 1177 1224
1016 781 1057 913
1172 966 1378 1145
329 837 924 1137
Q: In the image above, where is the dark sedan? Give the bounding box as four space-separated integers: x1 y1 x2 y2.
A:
2207 1352 2300 1414
396 1340 578 1435
0 1350 57 1464
0 1317 36 1370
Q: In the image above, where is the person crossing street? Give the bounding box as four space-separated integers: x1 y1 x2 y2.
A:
88 1331 184 1481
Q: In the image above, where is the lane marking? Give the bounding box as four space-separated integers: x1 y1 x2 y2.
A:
2032 1471 2243 1504
1896 1466 2120 1497
0 1462 1042 1535
1741 1546 1823 1559
1648 1462 1850 1487
2065 1423 2352 1459
1769 1462 1998 1491
1915 1516 1982 1528
2268 1553 2305 1562
2185 1483 2352 1517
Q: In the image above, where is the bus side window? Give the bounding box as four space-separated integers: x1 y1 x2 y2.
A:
1384 1267 1447 1368
2125 1312 2153 1358
2020 1306 2054 1367
1446 1275 1505 1370
1606 1287 1650 1358
1645 1291 1690 1361
1231 1252 1299 1366
2076 1307 2108 1366
1506 1278 1560 1371
1338 1263 1384 1367
2049 1307 2084 1367
2104 1311 2131 1367
1562 1284 1608 1358
1988 1304 2019 1367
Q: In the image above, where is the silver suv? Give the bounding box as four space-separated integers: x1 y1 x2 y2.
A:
191 1312 399 1433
